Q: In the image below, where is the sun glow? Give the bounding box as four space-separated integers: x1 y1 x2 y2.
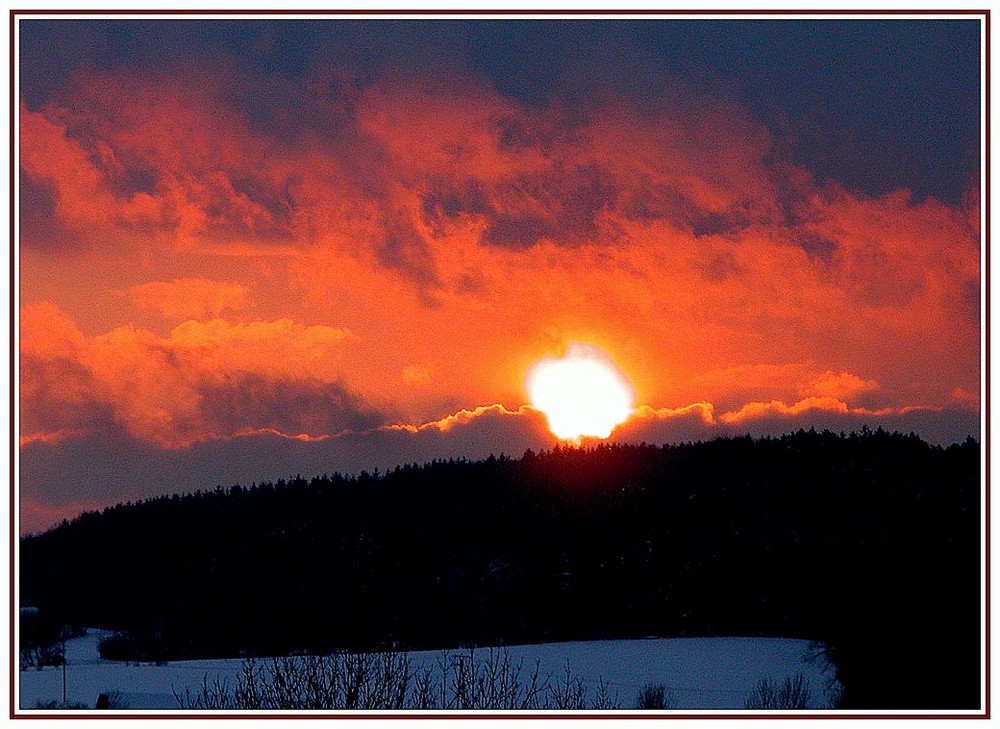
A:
527 344 635 442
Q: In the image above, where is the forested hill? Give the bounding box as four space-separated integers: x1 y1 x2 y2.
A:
21 428 980 708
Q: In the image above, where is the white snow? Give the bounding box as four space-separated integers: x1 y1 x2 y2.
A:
17 629 838 712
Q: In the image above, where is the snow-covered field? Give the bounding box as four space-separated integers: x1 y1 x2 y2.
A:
18 629 839 712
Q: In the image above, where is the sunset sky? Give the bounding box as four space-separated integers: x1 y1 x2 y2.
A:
17 15 983 534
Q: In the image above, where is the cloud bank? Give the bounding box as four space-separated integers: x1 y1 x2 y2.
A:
20 399 978 535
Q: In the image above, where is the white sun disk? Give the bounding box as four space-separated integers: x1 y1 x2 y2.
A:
527 350 634 441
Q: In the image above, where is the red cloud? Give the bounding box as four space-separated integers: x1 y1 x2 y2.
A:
18 64 980 455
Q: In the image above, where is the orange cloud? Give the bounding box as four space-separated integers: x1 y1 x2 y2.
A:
19 303 104 437
19 301 87 358
804 371 879 401
19 103 121 236
950 387 980 410
689 366 882 412
718 397 938 425
627 402 717 426
127 278 252 320
397 404 542 434
20 69 311 253
20 303 367 448
19 101 172 247
402 364 432 386
18 429 88 448
721 397 852 424
159 318 353 379
18 65 980 450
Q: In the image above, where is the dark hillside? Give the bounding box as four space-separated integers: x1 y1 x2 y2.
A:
20 429 980 708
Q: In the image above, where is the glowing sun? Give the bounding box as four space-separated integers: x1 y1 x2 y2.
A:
527 343 635 442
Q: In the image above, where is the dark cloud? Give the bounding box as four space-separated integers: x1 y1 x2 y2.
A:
18 174 69 251
379 210 442 290
227 173 297 232
18 354 110 437
18 407 554 534
19 19 979 204
691 212 744 239
960 278 981 330
421 162 620 252
482 215 551 250
793 232 838 264
620 182 757 236
196 374 383 439
697 251 742 283
473 164 618 250
107 165 160 199
847 242 926 309
616 404 980 449
422 179 492 224
20 401 978 536
731 408 980 448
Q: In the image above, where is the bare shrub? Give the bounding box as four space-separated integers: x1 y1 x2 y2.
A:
175 646 611 710
31 700 90 710
803 641 843 707
97 690 130 709
548 660 587 709
20 642 64 672
411 663 436 709
592 678 622 710
636 682 676 709
744 673 811 709
439 647 549 709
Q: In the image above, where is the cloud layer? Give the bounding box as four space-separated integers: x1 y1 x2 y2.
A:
17 21 982 534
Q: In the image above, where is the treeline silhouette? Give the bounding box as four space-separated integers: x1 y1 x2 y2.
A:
20 428 980 709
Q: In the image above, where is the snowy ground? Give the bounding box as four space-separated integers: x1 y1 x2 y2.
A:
18 629 839 712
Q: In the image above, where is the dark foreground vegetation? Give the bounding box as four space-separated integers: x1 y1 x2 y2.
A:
21 428 980 709
171 646 810 710
174 647 626 710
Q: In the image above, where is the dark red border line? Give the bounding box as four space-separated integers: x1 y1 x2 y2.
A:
9 6 17 721
7 711 994 720
984 6 991 721
4 7 995 14
8 7 990 721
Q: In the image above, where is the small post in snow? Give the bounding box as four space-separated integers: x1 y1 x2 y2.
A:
61 626 67 703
